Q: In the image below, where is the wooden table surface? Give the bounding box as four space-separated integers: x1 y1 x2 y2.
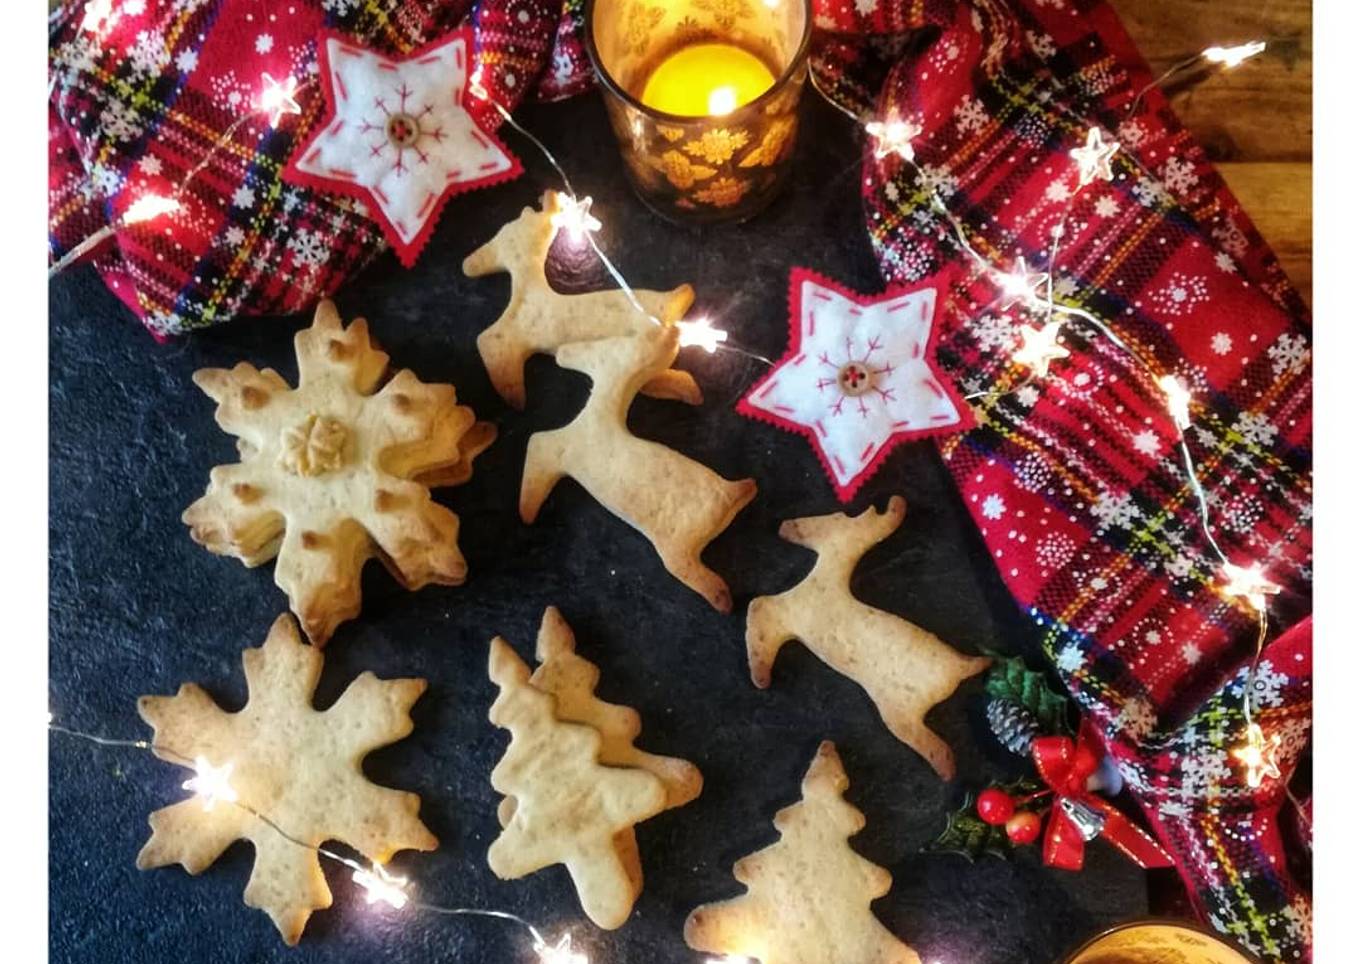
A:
1109 0 1312 305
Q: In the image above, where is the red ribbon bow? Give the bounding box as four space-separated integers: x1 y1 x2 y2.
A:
1031 720 1173 871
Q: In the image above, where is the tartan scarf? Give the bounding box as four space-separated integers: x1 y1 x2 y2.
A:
49 1 1312 957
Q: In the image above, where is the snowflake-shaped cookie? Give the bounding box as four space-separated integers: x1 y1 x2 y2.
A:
738 268 972 500
182 300 494 645
136 614 437 944
284 29 521 266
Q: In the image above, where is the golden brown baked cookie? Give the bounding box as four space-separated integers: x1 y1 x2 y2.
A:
182 300 493 645
136 613 436 944
746 496 990 779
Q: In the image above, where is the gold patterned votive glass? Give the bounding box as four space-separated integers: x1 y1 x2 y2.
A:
585 0 813 223
1063 920 1261 964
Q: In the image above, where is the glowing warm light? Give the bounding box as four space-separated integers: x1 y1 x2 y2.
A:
81 0 114 32
1012 322 1069 378
122 194 181 225
260 73 302 127
1069 126 1119 186
1157 374 1192 430
353 862 410 910
1232 721 1282 788
707 957 754 964
1203 41 1267 68
468 71 490 101
1219 562 1281 611
549 193 602 246
535 933 588 964
676 316 729 353
995 256 1051 309
640 44 774 117
708 86 739 115
182 756 238 812
865 116 922 162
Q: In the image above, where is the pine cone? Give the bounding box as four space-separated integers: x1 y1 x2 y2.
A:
987 698 1039 756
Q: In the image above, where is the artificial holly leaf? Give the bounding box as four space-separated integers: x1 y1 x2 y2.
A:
927 793 1011 861
982 651 1072 735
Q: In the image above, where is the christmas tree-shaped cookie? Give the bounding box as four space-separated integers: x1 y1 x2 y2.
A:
685 742 920 964
746 496 990 779
486 636 667 929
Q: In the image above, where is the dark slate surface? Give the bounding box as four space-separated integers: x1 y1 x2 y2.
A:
49 91 1146 964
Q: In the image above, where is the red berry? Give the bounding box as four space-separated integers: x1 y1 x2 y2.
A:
1006 810 1042 845
976 787 1015 825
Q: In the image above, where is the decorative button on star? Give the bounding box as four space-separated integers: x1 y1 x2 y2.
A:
285 29 521 266
738 268 972 501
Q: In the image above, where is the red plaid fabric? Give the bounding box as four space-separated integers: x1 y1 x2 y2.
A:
810 1 1312 959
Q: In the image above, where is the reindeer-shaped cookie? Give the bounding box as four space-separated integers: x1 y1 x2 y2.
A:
462 191 701 409
521 325 757 612
746 496 990 779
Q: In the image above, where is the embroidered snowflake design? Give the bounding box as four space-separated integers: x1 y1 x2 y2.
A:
1035 532 1077 570
286 29 520 266
1131 178 1171 209
1211 332 1233 355
1091 491 1141 531
1181 642 1201 664
287 229 329 268
1026 30 1057 59
1094 196 1119 218
1234 411 1279 448
322 0 360 13
1223 494 1264 533
1133 429 1161 457
138 154 162 176
1214 250 1236 273
128 29 170 78
1014 384 1040 407
854 0 878 14
100 101 143 143
1055 643 1085 672
739 269 970 500
968 313 1017 352
954 96 988 134
1160 156 1199 196
223 225 246 248
981 494 1006 520
1149 272 1208 316
175 48 199 74
1267 332 1310 377
1015 451 1052 492
232 185 256 209
1115 698 1158 740
255 33 274 54
1241 660 1290 709
917 163 958 198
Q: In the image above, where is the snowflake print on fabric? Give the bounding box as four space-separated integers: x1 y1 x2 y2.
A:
1268 333 1310 378
1149 272 1208 316
738 268 972 501
954 96 988 134
1211 332 1233 355
981 494 1006 519
1234 411 1279 448
285 29 522 267
1160 156 1198 196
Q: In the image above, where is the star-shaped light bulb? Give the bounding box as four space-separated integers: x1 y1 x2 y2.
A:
1219 561 1281 611
865 116 923 162
1012 322 1069 378
996 257 1051 310
1157 374 1192 431
550 193 602 247
1203 41 1267 68
122 194 181 225
1232 721 1282 788
676 316 729 353
182 757 238 812
535 934 588 964
1069 126 1119 186
352 862 410 910
260 73 302 127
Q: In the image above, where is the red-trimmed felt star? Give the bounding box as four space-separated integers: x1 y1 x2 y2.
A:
738 268 973 501
284 28 521 267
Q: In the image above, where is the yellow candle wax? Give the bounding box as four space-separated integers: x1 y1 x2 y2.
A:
640 43 776 117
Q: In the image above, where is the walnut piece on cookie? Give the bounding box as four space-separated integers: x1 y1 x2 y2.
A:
463 190 701 410
136 613 436 945
182 300 494 645
685 741 921 964
485 635 668 929
746 497 990 780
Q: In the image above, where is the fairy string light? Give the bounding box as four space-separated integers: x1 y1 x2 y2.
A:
812 36 1289 789
48 720 585 963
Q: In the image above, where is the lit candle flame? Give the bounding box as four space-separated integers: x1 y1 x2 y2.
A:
1203 41 1267 68
708 86 739 116
352 862 410 910
182 757 238 812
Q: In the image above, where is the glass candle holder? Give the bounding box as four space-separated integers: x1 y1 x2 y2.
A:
1063 921 1261 964
585 0 812 224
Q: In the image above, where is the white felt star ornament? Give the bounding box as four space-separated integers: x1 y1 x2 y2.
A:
1012 321 1069 377
1069 126 1120 186
739 268 972 501
285 29 521 266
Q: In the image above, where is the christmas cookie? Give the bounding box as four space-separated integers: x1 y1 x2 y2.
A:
182 300 493 646
738 268 972 501
520 326 757 612
463 191 702 409
136 614 436 944
685 741 921 964
746 497 990 779
486 636 667 929
284 28 522 267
